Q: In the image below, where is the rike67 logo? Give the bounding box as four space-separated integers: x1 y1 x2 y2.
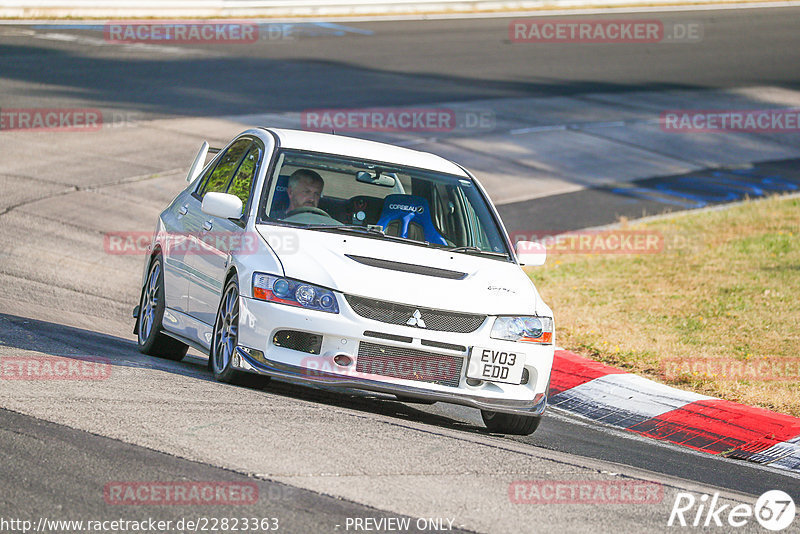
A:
668 490 795 531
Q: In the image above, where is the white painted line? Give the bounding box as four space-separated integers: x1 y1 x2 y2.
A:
7 28 218 55
760 441 800 471
559 372 717 420
576 120 627 129
510 124 568 135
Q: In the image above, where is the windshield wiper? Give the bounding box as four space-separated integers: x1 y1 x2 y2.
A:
301 224 384 236
446 245 509 257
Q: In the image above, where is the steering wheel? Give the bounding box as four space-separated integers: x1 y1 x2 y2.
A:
286 206 332 218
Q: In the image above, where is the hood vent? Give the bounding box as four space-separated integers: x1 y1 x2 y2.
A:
345 254 467 280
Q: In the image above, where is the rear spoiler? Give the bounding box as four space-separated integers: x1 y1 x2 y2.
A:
186 142 222 182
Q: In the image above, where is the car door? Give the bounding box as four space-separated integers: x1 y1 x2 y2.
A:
160 187 196 314
188 138 262 326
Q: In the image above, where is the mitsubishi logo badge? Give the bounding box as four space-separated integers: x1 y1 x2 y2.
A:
406 309 427 328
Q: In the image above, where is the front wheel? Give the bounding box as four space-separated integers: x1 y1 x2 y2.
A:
481 410 541 435
210 277 269 388
137 256 188 361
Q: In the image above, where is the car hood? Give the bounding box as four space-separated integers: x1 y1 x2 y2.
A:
256 224 550 316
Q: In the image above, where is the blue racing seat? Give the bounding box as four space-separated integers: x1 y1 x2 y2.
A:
375 194 447 245
268 175 290 218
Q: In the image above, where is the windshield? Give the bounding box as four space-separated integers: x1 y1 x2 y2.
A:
258 149 510 257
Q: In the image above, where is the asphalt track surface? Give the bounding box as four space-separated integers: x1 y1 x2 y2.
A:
0 408 451 534
0 9 799 117
1 9 800 533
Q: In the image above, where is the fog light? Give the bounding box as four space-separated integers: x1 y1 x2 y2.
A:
521 368 530 385
333 354 352 367
466 378 483 387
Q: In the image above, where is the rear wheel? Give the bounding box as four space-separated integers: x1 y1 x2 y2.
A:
137 256 188 361
481 410 541 435
210 277 269 388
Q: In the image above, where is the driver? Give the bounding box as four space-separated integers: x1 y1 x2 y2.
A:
286 169 324 214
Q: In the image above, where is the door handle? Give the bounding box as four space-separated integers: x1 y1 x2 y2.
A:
202 220 213 232
178 204 189 216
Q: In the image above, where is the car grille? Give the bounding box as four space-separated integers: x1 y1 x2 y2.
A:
345 295 486 333
363 330 414 344
420 339 467 352
363 331 466 353
356 341 463 388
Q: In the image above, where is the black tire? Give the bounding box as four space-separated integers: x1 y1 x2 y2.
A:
209 277 270 388
137 255 188 361
481 410 541 435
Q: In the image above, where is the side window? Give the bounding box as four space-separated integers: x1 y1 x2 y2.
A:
226 145 261 211
196 138 251 199
459 186 503 252
463 198 490 249
432 183 467 246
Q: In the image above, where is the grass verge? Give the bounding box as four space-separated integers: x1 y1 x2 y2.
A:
527 194 800 417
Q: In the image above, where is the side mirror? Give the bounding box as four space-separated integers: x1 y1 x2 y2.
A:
186 141 210 183
201 192 243 220
515 240 546 266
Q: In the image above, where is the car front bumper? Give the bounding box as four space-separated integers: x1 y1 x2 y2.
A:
234 346 547 415
234 296 553 416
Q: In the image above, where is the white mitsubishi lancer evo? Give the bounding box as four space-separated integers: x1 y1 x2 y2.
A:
134 128 554 435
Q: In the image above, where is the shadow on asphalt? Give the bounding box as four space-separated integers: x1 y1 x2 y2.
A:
0 42 700 118
0 312 486 435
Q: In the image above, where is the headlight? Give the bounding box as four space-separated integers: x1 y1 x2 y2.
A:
252 273 339 313
491 316 553 344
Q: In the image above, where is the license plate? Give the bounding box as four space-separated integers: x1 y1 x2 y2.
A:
466 346 526 385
